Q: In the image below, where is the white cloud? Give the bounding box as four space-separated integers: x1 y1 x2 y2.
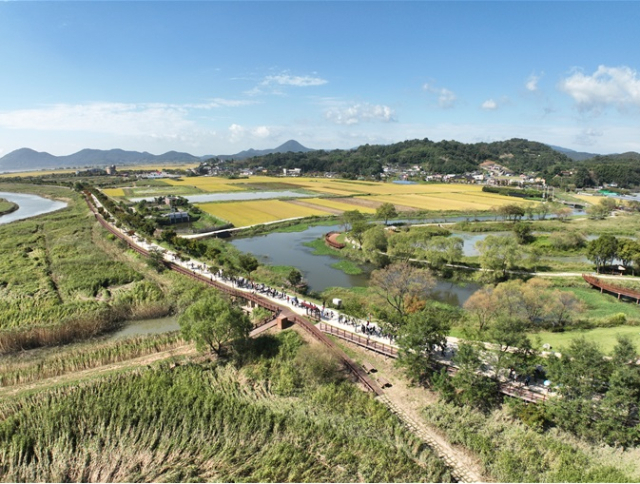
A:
481 99 498 110
228 124 274 143
261 74 327 87
574 128 603 147
324 103 396 125
559 65 640 111
0 100 253 136
526 73 542 92
422 83 457 108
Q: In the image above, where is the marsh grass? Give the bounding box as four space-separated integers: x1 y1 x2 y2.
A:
0 332 183 387
423 402 635 482
0 331 452 482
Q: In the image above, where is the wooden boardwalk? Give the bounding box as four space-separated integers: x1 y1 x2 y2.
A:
583 273 640 303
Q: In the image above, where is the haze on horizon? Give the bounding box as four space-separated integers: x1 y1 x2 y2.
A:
1 1 640 158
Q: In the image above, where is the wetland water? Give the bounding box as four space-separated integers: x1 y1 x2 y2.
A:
231 223 481 306
110 315 180 339
0 191 67 225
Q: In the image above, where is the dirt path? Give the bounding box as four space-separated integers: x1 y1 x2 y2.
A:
0 344 196 398
334 338 488 482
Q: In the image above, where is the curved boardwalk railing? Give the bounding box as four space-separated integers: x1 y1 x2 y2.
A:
324 231 345 249
583 273 640 303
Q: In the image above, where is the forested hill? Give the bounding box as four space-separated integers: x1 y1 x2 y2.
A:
239 138 572 176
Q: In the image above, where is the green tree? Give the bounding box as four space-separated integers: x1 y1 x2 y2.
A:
512 222 533 244
370 261 435 330
287 268 303 287
342 209 365 232
476 234 522 279
376 202 398 225
179 291 252 356
586 235 618 273
146 248 166 273
362 225 388 253
396 303 456 384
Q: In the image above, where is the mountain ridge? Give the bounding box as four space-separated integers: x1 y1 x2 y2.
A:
0 140 314 172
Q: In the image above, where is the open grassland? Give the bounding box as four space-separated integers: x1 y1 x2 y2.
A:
535 325 640 354
0 331 452 483
197 199 332 226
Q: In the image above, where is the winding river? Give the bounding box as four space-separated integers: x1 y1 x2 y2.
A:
0 191 67 225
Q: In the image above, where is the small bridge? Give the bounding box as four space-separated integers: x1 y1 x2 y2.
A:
583 273 640 304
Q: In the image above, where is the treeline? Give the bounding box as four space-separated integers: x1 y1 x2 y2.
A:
237 138 571 177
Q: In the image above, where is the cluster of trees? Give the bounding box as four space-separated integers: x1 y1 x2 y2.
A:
586 235 640 274
464 279 584 332
545 336 640 446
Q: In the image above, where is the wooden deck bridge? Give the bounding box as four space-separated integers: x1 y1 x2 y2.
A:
583 273 640 304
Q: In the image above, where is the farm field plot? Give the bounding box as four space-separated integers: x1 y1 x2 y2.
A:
363 191 522 211
164 177 247 193
302 197 377 214
574 194 601 204
197 199 332 226
102 188 125 197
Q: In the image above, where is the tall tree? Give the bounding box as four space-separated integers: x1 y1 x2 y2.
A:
376 202 398 225
179 290 252 356
396 303 456 384
370 261 435 328
476 234 522 278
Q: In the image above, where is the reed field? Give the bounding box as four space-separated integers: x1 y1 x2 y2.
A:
0 331 452 482
0 332 184 388
0 185 177 351
197 199 332 226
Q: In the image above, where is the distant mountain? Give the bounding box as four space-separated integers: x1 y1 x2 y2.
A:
547 145 599 161
0 148 60 171
211 140 314 161
0 148 201 172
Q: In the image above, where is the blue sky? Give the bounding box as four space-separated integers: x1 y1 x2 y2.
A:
1 1 640 157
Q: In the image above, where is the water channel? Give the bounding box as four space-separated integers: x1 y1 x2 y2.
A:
0 191 67 225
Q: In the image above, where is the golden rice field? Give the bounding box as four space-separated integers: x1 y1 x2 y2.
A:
164 177 246 192
0 169 78 178
197 200 332 227
362 191 533 211
302 197 377 214
102 188 126 197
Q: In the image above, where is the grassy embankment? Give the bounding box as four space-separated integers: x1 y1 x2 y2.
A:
0 331 452 482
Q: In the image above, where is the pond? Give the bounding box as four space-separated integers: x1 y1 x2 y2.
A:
108 315 180 340
0 191 67 225
230 223 481 307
